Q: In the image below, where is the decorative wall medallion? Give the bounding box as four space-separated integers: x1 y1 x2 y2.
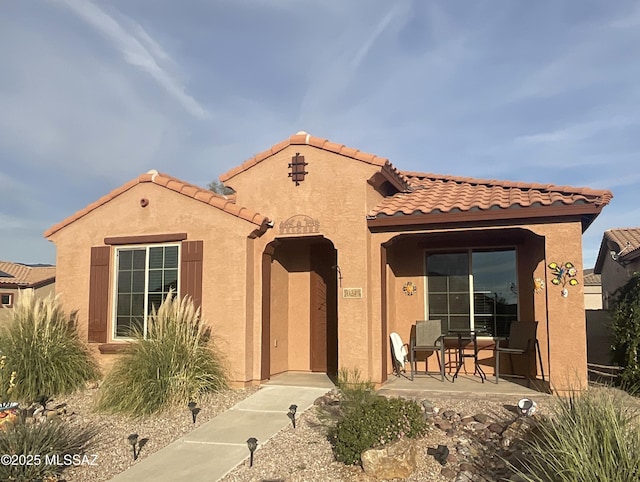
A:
403 281 417 296
548 262 579 297
279 214 320 235
533 278 545 294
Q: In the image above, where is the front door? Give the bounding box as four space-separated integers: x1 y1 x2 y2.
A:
310 242 338 374
310 267 327 371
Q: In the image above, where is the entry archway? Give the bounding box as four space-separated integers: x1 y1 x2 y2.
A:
261 236 338 380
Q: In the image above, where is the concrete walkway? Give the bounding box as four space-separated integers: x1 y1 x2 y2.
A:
109 374 334 482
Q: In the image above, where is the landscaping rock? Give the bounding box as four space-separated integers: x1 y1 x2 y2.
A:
361 438 417 480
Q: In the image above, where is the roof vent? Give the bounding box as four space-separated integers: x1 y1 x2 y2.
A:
147 169 159 181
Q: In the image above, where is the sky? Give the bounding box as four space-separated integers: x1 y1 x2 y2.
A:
1 0 638 269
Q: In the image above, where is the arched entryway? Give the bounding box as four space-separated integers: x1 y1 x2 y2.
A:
261 236 338 380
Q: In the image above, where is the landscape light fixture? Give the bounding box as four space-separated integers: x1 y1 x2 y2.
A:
287 404 298 429
246 437 258 467
188 401 200 423
127 433 139 461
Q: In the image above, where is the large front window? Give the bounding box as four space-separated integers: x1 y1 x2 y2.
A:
426 249 517 337
114 244 179 338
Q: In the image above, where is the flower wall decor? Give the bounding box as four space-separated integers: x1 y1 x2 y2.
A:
403 281 417 296
548 262 579 297
533 278 545 294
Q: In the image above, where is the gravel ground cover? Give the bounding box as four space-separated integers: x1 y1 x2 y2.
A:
51 386 259 482
220 392 551 482
17 387 557 482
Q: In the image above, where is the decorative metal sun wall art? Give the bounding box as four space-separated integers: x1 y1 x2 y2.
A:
403 281 417 296
548 261 579 297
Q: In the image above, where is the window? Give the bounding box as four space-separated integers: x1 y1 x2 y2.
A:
114 244 179 338
426 249 517 337
1 293 12 308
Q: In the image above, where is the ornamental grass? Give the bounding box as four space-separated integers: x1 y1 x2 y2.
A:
96 293 227 417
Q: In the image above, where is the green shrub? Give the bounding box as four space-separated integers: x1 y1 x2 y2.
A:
510 387 640 481
0 417 95 481
96 293 226 416
332 396 426 465
0 291 100 402
611 273 640 391
335 367 377 411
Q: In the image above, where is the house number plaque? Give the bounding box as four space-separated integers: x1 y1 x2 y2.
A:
343 288 363 299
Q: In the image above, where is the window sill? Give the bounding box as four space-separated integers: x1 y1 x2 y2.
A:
98 343 132 354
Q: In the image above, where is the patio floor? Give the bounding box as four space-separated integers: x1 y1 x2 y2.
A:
378 371 551 401
265 371 551 400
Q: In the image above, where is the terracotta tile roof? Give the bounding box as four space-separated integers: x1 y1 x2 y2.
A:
0 261 55 288
44 170 271 238
583 269 601 286
369 172 613 217
602 228 640 261
219 131 408 189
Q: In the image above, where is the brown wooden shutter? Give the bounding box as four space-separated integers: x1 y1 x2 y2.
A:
88 246 111 343
180 240 203 309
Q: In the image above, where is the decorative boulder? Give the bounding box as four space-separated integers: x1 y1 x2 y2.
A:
361 438 417 480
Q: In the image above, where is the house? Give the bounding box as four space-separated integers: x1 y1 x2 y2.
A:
44 132 612 392
583 269 602 310
0 261 56 321
594 228 640 310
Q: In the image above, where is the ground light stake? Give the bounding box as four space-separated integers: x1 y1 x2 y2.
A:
287 404 298 429
246 437 258 467
127 433 139 461
188 401 200 423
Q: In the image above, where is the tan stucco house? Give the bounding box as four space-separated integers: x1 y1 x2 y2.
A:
595 228 640 310
45 132 612 392
0 261 56 322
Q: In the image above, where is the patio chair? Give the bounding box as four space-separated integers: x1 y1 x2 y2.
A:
410 319 446 381
494 321 545 386
389 332 409 377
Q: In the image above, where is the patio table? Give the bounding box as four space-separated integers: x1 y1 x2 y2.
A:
446 331 487 383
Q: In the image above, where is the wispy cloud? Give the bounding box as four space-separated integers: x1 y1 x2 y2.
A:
514 116 635 145
58 0 209 119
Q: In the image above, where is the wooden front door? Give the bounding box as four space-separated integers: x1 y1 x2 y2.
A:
309 242 338 374
310 267 328 372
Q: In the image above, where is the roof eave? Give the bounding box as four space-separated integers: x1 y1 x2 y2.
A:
368 203 606 231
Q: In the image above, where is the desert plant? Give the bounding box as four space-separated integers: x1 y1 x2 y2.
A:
335 367 377 411
331 395 426 465
0 355 17 404
0 416 95 481
0 291 99 402
509 387 640 481
611 273 640 391
96 293 227 416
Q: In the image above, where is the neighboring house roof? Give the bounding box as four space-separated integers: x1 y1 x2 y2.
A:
594 227 640 273
219 131 409 190
583 268 601 287
368 171 612 230
0 261 55 288
45 170 271 238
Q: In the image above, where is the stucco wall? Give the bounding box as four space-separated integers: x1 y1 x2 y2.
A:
371 218 589 392
48 183 257 381
600 256 640 310
229 144 385 382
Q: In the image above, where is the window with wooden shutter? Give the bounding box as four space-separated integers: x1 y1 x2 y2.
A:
88 246 111 343
180 240 203 309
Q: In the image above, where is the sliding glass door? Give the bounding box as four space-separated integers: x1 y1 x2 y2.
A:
426 249 517 336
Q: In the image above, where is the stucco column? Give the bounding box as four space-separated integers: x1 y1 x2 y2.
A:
544 223 588 393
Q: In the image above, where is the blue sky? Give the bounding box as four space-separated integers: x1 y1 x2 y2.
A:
1 1 638 268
